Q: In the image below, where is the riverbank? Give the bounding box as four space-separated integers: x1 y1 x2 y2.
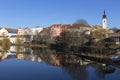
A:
30 44 48 48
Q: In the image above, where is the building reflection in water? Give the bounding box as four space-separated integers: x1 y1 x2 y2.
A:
0 46 42 62
0 46 119 80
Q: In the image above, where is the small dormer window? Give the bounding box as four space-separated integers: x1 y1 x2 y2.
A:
11 29 16 34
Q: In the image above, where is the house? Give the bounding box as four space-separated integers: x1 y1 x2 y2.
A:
49 24 92 37
0 28 9 36
30 26 43 35
49 24 63 37
108 31 120 44
66 24 92 33
0 28 18 44
0 26 43 44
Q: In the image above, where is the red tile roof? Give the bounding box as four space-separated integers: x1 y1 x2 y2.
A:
1 28 18 33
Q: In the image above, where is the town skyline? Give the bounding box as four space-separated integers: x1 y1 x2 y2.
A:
0 0 120 28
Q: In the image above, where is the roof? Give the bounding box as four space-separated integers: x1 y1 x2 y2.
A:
64 24 91 29
109 32 120 37
49 24 63 28
103 10 107 19
39 28 49 33
4 28 18 33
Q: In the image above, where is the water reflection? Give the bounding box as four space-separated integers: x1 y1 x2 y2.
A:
0 46 120 80
0 46 41 62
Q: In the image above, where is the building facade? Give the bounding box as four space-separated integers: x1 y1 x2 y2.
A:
0 26 43 44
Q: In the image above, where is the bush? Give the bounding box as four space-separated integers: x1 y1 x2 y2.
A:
1 36 11 52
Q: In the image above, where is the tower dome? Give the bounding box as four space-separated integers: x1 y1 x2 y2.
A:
103 10 107 19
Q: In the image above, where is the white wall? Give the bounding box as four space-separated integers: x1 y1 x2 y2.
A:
0 28 9 36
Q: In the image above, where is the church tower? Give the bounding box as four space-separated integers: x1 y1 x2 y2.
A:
102 10 107 29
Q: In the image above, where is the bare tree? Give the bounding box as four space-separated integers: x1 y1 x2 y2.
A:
111 27 120 32
73 19 89 26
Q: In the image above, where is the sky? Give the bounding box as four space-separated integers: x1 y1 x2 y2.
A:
0 0 120 28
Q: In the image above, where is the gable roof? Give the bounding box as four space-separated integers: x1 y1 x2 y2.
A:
4 28 18 33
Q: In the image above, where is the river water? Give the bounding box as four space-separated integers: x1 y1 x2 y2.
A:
0 46 120 80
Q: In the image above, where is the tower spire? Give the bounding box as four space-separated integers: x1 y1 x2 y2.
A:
103 10 107 19
104 10 106 15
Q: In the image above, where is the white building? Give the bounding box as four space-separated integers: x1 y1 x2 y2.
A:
0 28 8 36
30 26 43 35
0 26 43 44
0 28 18 44
29 26 43 41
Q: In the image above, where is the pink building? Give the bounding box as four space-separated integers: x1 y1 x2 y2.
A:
49 24 63 37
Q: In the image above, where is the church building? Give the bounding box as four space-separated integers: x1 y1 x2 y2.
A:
102 10 107 29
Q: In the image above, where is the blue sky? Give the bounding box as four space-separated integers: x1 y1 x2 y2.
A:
0 0 119 28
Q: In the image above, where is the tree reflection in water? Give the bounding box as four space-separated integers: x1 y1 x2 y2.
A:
0 46 119 80
62 65 88 80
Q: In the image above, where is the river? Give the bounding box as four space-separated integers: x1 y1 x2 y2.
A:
0 46 120 80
